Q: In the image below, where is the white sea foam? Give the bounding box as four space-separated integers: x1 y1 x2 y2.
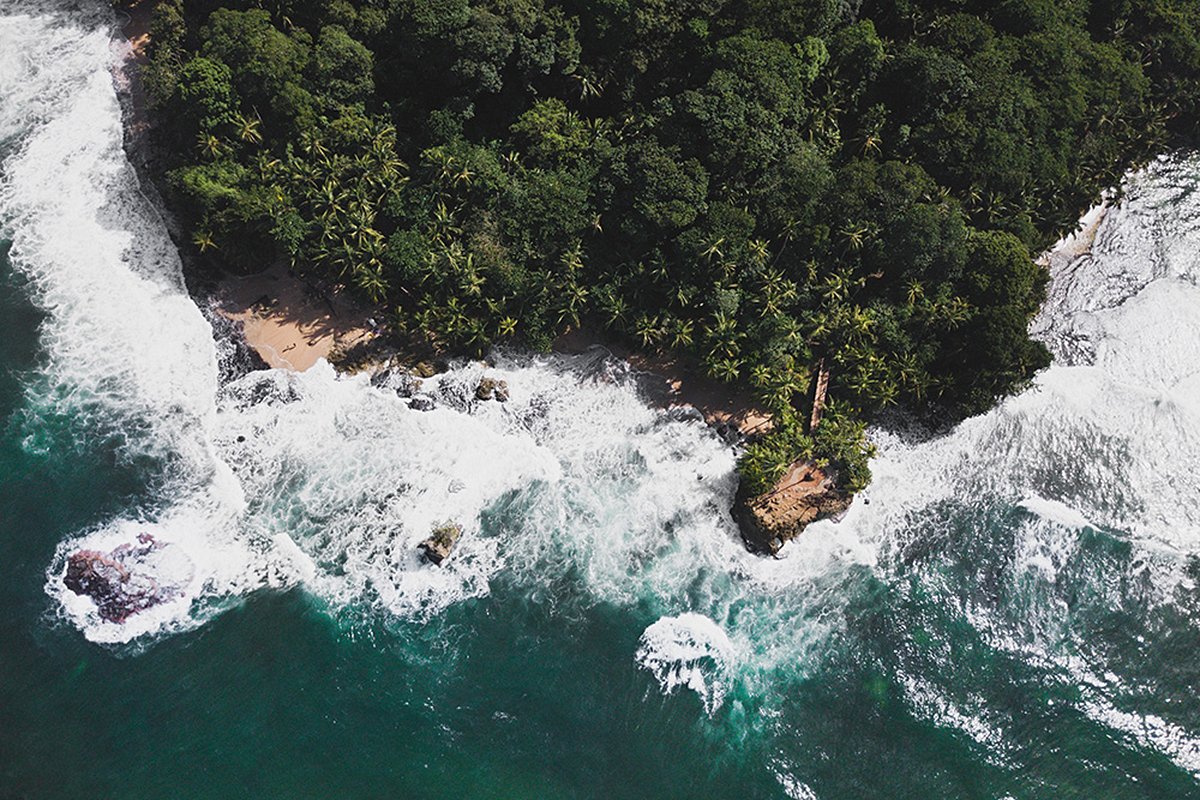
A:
636 613 735 715
1018 494 1094 531
0 4 264 642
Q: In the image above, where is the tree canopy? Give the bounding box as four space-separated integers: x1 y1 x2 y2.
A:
142 0 1200 492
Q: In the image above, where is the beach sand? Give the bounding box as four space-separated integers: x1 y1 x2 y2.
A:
211 266 376 372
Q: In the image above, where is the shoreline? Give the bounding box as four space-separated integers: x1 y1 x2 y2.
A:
112 1 1113 556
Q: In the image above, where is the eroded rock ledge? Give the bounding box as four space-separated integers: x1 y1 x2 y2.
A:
732 461 851 555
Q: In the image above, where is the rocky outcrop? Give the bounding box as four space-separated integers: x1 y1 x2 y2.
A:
63 534 177 623
419 522 463 565
475 376 509 402
732 462 851 555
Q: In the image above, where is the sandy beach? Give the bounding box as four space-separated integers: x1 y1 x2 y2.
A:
210 266 377 371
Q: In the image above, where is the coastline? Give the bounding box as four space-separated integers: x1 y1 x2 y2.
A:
112 1 1111 554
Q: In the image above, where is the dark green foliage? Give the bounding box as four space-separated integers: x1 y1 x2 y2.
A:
313 25 375 106
146 0 1200 494
175 57 237 133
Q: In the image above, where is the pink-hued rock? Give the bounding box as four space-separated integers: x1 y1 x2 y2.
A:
63 534 176 623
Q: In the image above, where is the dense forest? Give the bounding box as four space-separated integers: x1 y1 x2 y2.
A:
138 0 1200 494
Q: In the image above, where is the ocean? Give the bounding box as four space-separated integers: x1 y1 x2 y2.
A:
3 3 1200 798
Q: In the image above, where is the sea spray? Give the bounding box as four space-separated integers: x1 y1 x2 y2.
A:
0 4 267 642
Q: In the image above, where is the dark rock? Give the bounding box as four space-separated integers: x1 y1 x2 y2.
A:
714 422 744 445
206 310 269 384
666 405 705 424
413 361 438 378
476 377 497 401
62 534 177 623
373 367 424 397
408 395 436 411
369 368 393 389
419 522 463 566
732 461 852 555
493 380 509 402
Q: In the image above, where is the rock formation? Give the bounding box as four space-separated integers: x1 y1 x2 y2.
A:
62 534 178 623
475 376 509 402
419 522 463 565
732 461 851 555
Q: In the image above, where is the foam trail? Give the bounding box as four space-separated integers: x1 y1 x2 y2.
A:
0 3 268 643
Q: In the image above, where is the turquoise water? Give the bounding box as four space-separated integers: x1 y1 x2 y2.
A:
5 4 1200 798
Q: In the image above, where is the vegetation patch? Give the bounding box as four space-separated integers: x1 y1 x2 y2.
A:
139 0 1200 491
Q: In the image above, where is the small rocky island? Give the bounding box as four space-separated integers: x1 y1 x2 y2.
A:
419 522 464 566
732 462 851 555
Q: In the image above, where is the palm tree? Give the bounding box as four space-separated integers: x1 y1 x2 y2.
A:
839 223 870 252
701 237 726 261
602 292 628 328
234 112 262 145
571 71 603 100
748 238 770 262
635 314 664 348
670 319 695 349
708 311 741 358
299 130 328 159
707 355 742 383
821 269 854 304
192 228 217 253
356 267 387 303
196 132 225 160
905 279 924 308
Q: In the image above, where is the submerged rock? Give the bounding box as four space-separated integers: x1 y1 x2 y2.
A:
419 522 463 566
494 380 509 402
62 534 179 623
732 461 851 555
